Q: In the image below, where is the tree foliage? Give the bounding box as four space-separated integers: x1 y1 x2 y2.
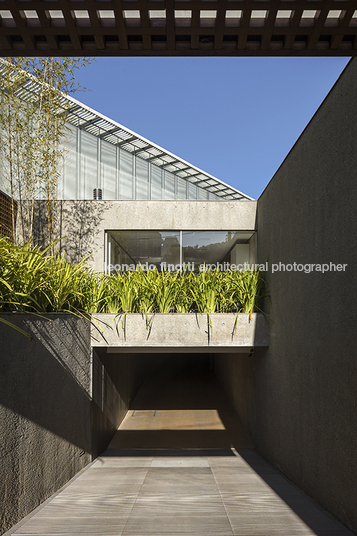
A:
0 57 92 248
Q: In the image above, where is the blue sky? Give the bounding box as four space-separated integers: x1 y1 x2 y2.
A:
74 57 349 199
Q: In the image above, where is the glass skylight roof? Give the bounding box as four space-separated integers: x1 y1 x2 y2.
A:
0 58 253 202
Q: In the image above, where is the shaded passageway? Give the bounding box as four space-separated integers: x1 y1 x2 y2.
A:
109 355 252 450
5 355 354 536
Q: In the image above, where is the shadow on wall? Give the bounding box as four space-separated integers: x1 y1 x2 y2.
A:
0 316 130 460
0 314 95 535
32 200 108 263
91 349 129 458
0 315 92 452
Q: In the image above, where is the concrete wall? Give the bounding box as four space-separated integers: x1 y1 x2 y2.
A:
0 314 92 535
214 59 357 533
31 200 257 272
91 350 165 457
0 314 148 534
91 313 269 352
91 350 128 458
95 350 165 406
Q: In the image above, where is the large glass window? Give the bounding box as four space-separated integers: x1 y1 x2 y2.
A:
107 231 180 272
80 130 98 200
150 166 163 200
163 172 175 200
182 231 253 267
101 139 117 200
106 230 255 274
135 158 149 200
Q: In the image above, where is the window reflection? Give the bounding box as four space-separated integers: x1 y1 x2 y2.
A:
108 231 180 272
182 231 253 266
106 230 255 273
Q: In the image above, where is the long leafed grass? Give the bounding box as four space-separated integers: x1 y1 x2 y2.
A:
0 237 268 317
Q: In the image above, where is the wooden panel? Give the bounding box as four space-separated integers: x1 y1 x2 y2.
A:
0 191 17 242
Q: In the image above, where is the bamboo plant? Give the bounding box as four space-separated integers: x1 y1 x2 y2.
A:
0 57 93 249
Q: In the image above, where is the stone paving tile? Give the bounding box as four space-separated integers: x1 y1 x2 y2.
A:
54 491 138 499
13 519 128 535
150 458 210 467
122 514 234 535
132 496 225 515
139 467 217 493
91 458 153 468
210 464 266 472
5 449 355 536
31 503 135 519
221 492 296 512
49 489 143 504
228 514 318 535
213 473 268 485
75 467 149 478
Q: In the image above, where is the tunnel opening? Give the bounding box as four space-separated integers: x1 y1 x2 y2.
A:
92 349 252 457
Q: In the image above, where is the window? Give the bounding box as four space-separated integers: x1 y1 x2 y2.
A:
105 230 255 274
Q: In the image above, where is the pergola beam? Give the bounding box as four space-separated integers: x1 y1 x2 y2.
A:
0 0 356 56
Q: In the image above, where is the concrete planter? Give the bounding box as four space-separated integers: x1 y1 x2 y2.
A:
91 312 269 353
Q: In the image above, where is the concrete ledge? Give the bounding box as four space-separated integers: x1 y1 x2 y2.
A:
91 313 269 352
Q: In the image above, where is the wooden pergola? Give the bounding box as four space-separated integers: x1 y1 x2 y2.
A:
0 0 356 56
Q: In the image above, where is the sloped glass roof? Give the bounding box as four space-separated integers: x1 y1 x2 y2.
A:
0 58 253 201
63 96 253 200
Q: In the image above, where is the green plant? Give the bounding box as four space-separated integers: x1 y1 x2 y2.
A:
0 57 93 248
228 269 269 317
0 237 269 321
174 270 195 313
190 267 219 313
153 270 178 313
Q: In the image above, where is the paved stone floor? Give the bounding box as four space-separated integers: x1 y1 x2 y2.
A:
5 358 355 535
5 447 354 536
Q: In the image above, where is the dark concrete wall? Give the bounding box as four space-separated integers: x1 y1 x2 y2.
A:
91 350 129 458
0 314 92 535
214 58 357 533
91 351 200 454
98 351 165 409
91 350 163 457
213 352 253 433
0 315 167 534
0 316 161 533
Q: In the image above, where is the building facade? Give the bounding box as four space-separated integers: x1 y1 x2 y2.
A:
0 61 256 272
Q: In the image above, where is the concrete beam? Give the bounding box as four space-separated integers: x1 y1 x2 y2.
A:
91 312 269 351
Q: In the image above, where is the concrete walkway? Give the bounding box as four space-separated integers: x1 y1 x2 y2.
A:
5 447 354 536
5 358 354 536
